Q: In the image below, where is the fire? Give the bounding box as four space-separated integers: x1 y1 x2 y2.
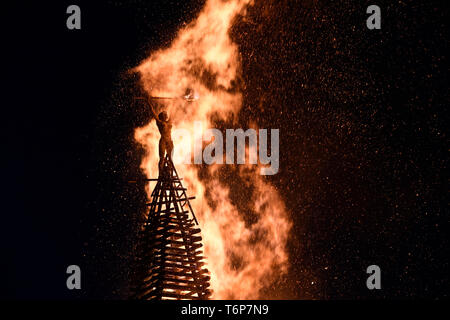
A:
134 0 291 299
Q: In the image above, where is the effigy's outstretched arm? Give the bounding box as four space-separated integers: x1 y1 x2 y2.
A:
147 99 159 121
136 96 161 123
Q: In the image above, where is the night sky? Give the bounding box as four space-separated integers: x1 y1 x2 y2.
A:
2 0 448 299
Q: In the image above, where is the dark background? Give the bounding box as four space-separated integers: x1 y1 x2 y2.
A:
1 0 448 299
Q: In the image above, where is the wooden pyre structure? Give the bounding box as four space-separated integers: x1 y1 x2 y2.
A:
132 154 211 300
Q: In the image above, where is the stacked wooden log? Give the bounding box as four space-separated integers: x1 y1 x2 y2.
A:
132 154 211 300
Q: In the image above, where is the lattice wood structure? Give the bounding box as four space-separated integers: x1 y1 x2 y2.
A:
132 154 211 300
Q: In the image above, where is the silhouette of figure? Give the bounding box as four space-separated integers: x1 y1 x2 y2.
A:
148 101 173 171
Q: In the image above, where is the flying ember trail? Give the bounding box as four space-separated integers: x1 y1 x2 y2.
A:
134 0 292 299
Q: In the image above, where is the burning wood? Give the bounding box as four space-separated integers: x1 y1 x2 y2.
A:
132 154 211 300
134 0 291 299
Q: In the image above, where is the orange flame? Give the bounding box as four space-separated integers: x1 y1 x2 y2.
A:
134 0 291 299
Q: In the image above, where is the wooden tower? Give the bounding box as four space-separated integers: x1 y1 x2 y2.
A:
132 154 212 300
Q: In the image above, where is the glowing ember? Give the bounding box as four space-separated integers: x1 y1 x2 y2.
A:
134 0 291 299
184 88 199 102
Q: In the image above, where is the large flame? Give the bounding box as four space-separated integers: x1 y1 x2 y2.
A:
134 0 291 299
